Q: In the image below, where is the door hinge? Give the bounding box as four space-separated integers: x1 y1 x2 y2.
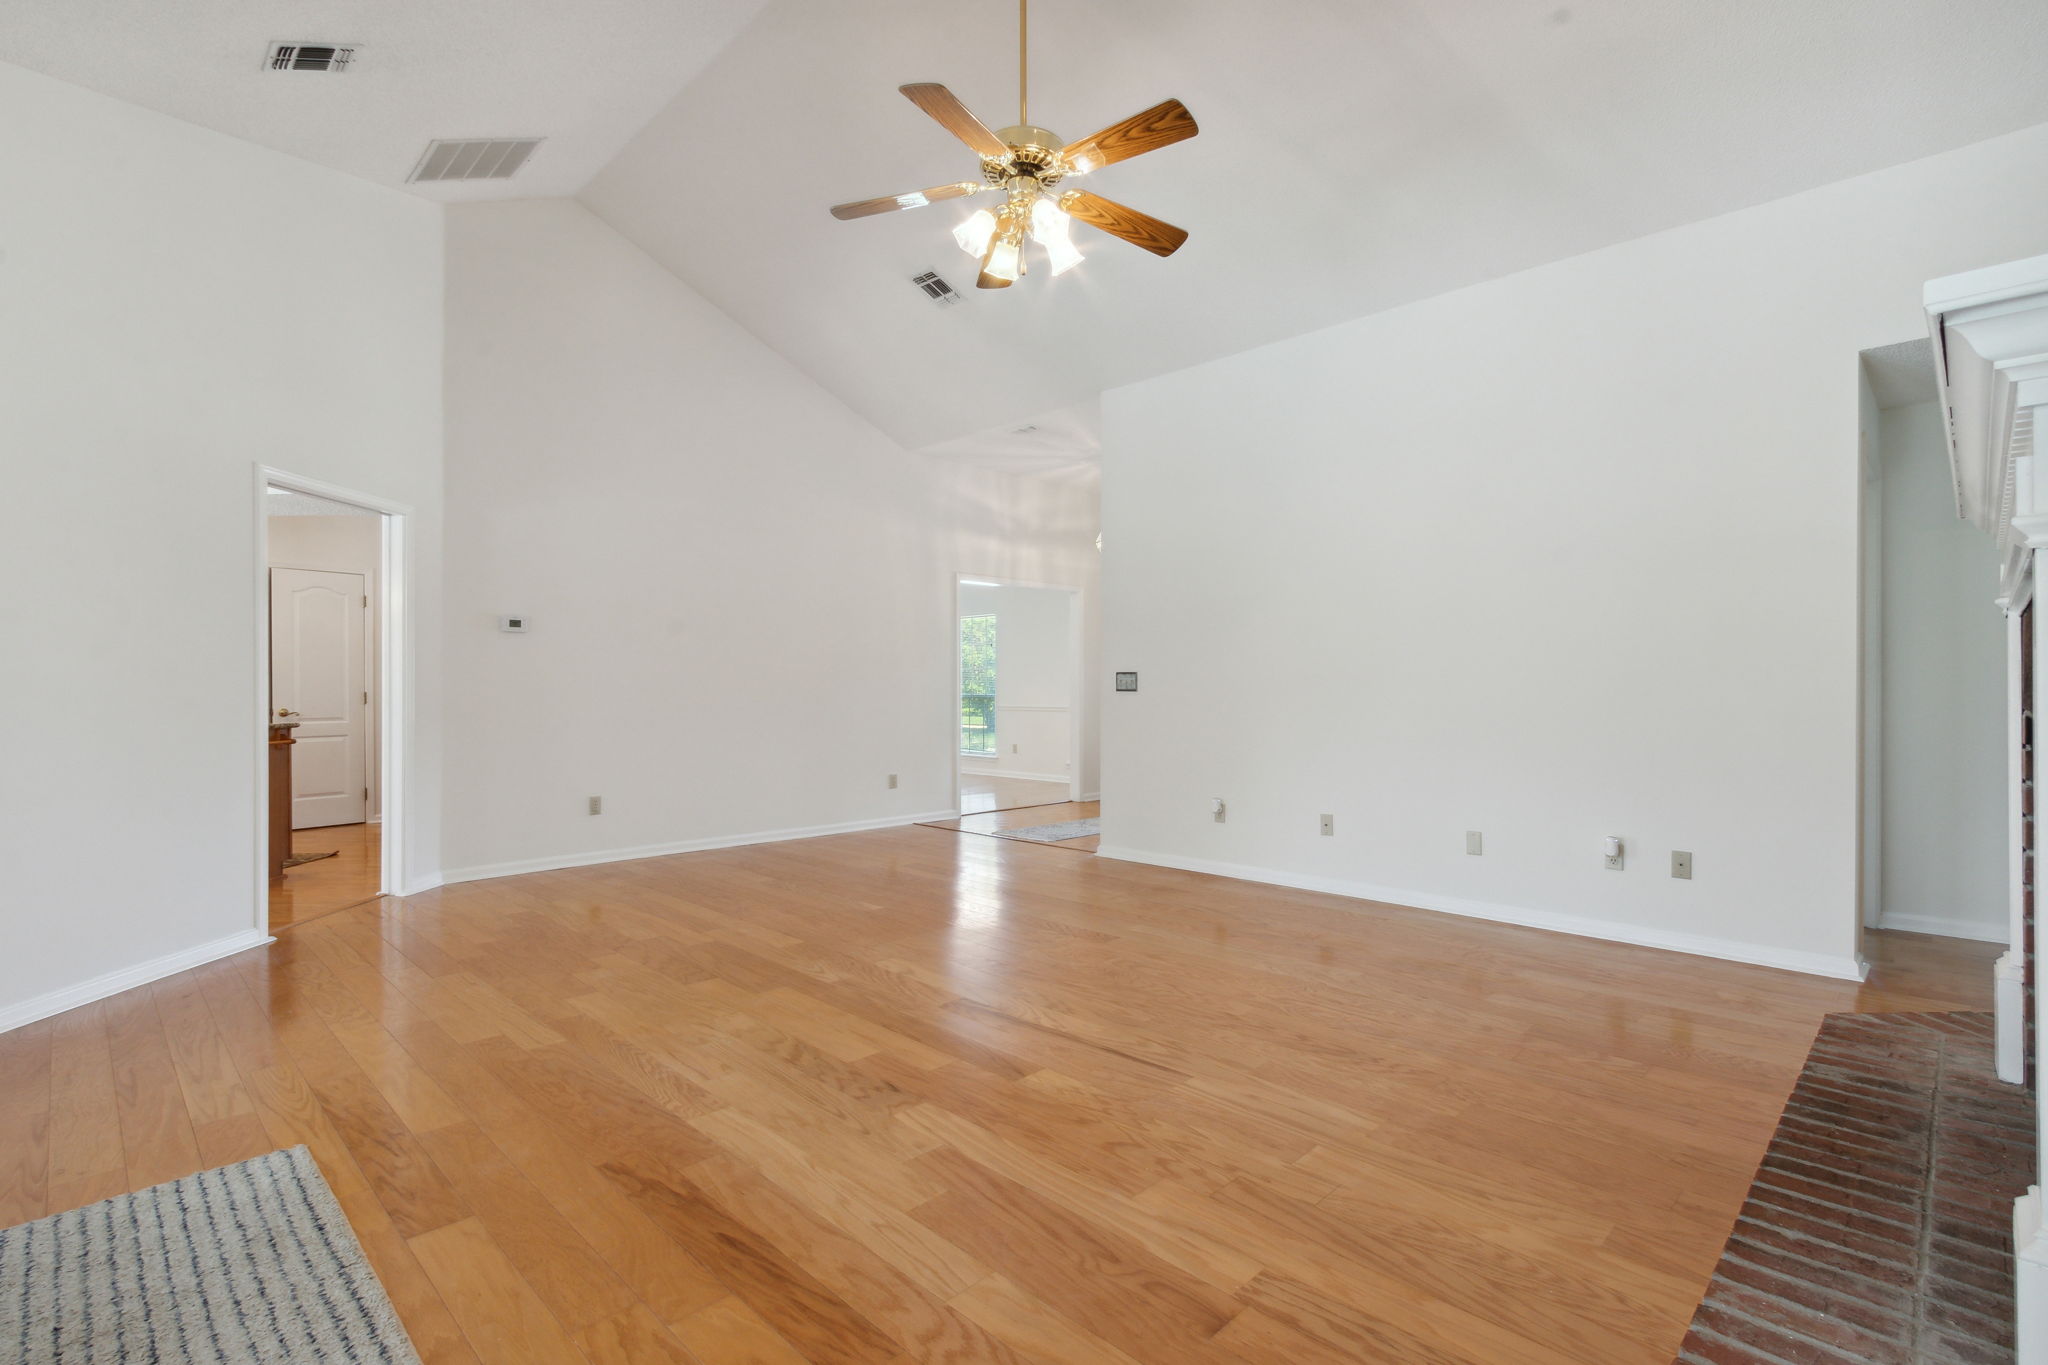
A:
362 691 369 704
363 595 369 607
364 787 370 801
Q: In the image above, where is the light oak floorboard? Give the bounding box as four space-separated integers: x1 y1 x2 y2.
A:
0 822 1997 1363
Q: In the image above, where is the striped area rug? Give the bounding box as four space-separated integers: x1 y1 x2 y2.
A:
1 1145 420 1364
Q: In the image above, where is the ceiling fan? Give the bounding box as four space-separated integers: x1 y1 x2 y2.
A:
828 0 1197 289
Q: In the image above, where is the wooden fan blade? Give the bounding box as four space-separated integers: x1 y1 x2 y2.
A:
900 83 1011 161
830 182 982 220
1059 98 1197 173
1059 190 1189 257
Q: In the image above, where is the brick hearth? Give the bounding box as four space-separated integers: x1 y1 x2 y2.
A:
1675 1011 2035 1365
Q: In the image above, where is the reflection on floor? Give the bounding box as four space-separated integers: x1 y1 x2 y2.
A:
269 821 382 931
925 799 1101 852
959 770 1071 815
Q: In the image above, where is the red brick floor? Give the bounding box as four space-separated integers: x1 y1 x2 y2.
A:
1675 1012 2035 1365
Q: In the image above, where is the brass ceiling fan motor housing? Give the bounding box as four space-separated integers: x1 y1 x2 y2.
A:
983 126 1067 188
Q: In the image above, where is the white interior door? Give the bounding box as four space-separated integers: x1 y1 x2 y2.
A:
271 567 368 829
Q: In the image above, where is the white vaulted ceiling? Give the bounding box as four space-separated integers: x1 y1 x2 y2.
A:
0 0 774 199
579 0 2048 451
6 0 2047 450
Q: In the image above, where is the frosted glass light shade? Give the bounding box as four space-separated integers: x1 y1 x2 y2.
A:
952 209 997 258
1029 198 1085 276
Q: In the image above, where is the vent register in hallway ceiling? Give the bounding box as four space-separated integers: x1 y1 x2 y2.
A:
266 42 542 184
830 0 1198 289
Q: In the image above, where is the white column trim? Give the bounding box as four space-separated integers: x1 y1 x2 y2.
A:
2002 588 2030 1084
2018 1188 2048 1365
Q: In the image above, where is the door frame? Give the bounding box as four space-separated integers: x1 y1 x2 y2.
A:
253 466 412 927
950 573 1086 817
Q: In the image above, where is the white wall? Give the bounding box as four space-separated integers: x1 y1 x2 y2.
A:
441 199 1098 880
1099 121 2048 978
1876 401 2007 940
960 583 1077 783
268 513 385 820
0 62 444 1029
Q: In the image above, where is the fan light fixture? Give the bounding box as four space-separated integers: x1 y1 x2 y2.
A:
829 0 1198 290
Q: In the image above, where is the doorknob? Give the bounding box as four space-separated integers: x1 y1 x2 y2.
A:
276 708 300 717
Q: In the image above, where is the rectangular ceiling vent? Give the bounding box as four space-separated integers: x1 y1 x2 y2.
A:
408 138 544 183
268 43 356 72
910 271 962 307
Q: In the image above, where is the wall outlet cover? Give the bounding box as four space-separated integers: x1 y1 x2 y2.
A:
1672 850 1693 879
1465 830 1483 855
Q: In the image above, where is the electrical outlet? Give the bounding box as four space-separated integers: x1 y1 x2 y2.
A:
887 774 898 789
1466 830 1483 855
1319 814 1334 836
1011 743 1019 754
1671 850 1693 880
1604 836 1624 871
1212 798 1226 824
588 796 603 815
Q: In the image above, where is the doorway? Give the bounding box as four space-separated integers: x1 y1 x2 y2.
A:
259 474 403 930
926 574 1099 852
1857 341 2009 948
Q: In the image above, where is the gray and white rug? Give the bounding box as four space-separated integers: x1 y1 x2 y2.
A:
992 817 1101 844
1 1145 421 1364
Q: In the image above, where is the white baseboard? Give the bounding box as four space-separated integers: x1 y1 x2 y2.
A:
1093 844 1868 981
1077 791 1101 802
961 768 1071 785
441 810 959 886
0 928 274 1035
1875 912 2009 943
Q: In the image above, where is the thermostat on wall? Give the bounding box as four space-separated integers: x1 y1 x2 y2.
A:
499 615 529 633
1115 671 1138 692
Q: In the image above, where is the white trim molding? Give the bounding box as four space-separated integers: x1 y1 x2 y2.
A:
441 810 959 886
1874 913 2010 943
0 930 272 1035
2018 1187 2048 1365
1997 951 2028 1084
2004 590 2032 1084
1094 845 1869 980
959 767 1072 785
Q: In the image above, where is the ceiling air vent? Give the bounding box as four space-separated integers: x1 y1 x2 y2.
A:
910 271 962 307
268 43 356 72
408 138 544 184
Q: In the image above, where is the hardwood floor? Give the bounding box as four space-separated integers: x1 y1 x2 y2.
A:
271 821 384 931
0 825 1999 1364
924 801 1101 853
957 773 1071 816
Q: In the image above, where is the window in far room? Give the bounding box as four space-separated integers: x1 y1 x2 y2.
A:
960 613 996 755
